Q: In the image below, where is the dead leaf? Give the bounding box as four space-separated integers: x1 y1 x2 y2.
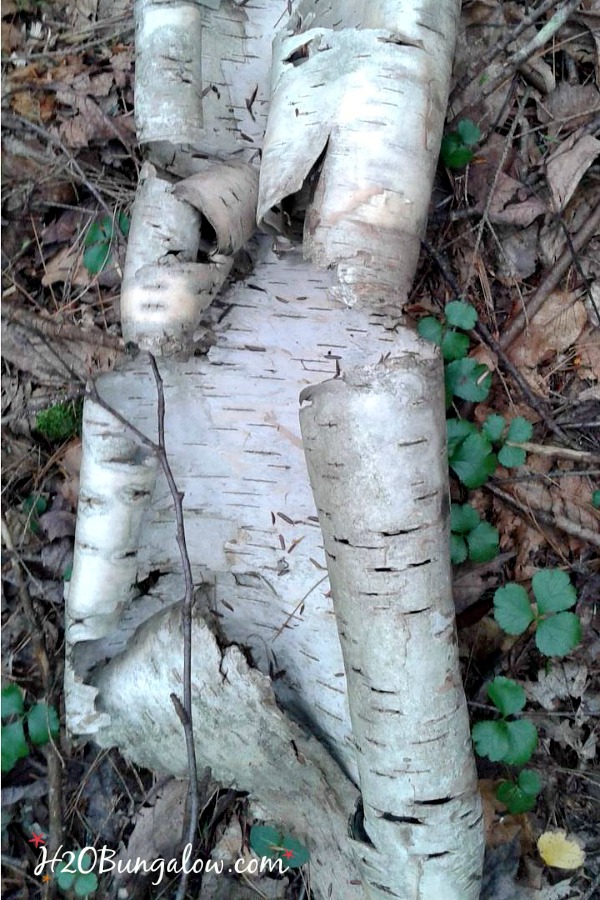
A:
537 831 585 870
524 662 588 711
547 134 600 212
537 82 600 134
114 779 188 886
509 291 588 369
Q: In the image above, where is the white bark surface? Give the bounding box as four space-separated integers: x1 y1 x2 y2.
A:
65 0 485 894
300 359 484 898
92 604 363 900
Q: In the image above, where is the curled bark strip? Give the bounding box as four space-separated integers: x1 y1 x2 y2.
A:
257 0 460 310
173 160 259 256
299 355 484 899
121 162 232 353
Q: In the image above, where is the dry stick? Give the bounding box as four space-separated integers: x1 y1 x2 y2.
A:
479 0 583 104
450 0 568 105
88 361 199 900
500 202 600 348
486 482 600 548
147 356 200 900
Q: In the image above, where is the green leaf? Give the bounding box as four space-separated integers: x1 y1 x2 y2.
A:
592 490 600 509
22 495 48 517
449 432 496 489
532 569 577 614
249 825 309 869
446 418 477 455
457 119 481 147
417 316 443 345
505 419 531 444
482 414 506 444
27 703 60 745
466 521 499 563
74 871 98 896
84 216 112 247
445 358 492 402
503 718 538 766
117 211 130 237
2 684 24 718
506 417 533 443
450 503 480 534
488 676 526 716
1 721 29 771
536 612 581 658
450 533 468 565
498 444 526 468
57 862 77 890
518 769 543 795
441 329 470 361
441 134 474 169
472 720 510 761
494 584 534 635
63 564 73 581
83 241 111 276
250 825 282 859
496 769 542 813
445 300 478 330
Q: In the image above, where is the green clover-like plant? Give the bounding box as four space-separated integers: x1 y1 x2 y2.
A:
482 414 533 468
450 503 499 564
418 299 477 362
496 769 542 814
493 570 581 658
249 824 310 870
1 685 60 772
472 676 538 766
441 119 481 169
56 850 98 897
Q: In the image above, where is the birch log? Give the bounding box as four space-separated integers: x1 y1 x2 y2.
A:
64 0 486 895
300 358 484 899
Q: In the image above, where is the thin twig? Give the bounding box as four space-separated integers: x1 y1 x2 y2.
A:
485 482 600 548
450 0 570 107
87 360 200 900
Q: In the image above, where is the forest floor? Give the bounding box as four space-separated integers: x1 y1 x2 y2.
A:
1 0 599 898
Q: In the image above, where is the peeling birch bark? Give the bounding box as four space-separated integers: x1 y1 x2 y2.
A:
300 358 484 899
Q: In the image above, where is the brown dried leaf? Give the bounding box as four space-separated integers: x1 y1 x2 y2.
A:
547 134 600 212
537 83 600 134
510 291 588 369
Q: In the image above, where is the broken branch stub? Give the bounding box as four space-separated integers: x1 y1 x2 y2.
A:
300 356 484 899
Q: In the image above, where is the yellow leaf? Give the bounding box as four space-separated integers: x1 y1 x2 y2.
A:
537 830 585 869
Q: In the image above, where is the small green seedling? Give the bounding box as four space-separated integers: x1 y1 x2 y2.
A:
36 400 82 443
494 569 581 658
56 849 98 897
418 299 477 362
450 503 499 564
418 300 492 404
249 825 310 870
83 211 129 276
482 414 533 468
1 685 59 772
441 119 481 169
592 490 600 509
472 676 538 766
496 769 542 815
